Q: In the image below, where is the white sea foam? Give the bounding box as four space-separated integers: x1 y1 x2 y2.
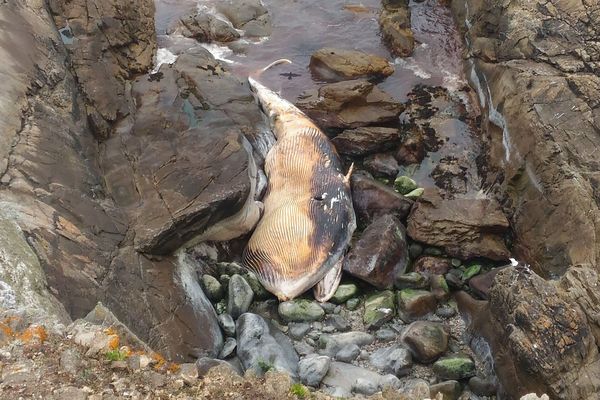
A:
152 48 178 73
200 43 237 64
394 57 432 79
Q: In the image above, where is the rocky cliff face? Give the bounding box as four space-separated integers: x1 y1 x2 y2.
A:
451 0 600 277
450 0 600 398
0 0 274 362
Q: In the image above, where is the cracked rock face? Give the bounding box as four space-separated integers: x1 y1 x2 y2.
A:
450 0 600 276
0 0 271 362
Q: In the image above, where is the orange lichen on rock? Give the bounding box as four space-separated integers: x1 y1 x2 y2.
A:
152 353 166 370
18 325 48 344
167 363 181 374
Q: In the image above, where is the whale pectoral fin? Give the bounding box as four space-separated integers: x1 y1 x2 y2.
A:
313 257 344 303
343 163 355 185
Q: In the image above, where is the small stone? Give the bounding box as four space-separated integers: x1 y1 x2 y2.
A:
436 305 457 319
227 275 254 319
179 363 199 385
288 323 311 340
445 272 463 290
325 315 350 332
369 344 412 377
294 342 315 356
298 355 331 387
469 376 497 396
143 370 167 389
201 274 224 302
273 318 289 332
430 380 462 400
196 357 240 378
320 302 337 314
312 321 323 331
279 299 325 322
408 242 423 259
1 361 35 385
305 337 317 347
433 354 476 380
520 394 550 400
352 377 379 396
219 337 237 359
395 272 429 289
399 378 431 398
402 321 449 363
60 348 82 376
397 289 437 319
53 386 88 400
346 298 361 311
430 275 450 301
404 188 424 199
394 176 417 195
111 360 128 371
462 264 482 280
363 290 396 329
219 274 231 289
319 331 375 356
218 314 236 337
244 271 270 300
236 313 299 377
379 376 401 392
335 344 361 362
215 299 227 314
323 326 336 333
331 284 359 304
451 259 462 267
423 247 444 256
412 256 451 276
359 349 370 360
375 328 397 342
364 153 400 177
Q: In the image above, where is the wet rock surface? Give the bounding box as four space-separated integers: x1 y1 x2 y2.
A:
236 313 299 378
407 190 510 260
350 173 413 223
451 0 600 275
344 214 409 289
296 79 404 130
379 0 414 57
170 12 240 42
310 48 394 82
332 127 401 156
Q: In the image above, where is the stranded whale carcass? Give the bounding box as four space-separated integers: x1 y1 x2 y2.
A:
243 60 356 302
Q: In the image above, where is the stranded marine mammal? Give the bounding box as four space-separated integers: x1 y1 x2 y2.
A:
243 60 356 302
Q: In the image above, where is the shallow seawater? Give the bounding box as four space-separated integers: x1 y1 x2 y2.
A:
154 0 483 196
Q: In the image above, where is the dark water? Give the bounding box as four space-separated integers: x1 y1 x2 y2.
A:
154 0 483 196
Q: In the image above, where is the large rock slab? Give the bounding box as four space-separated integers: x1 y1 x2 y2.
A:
344 214 409 289
48 0 156 140
407 191 510 260
332 127 400 156
169 12 241 42
216 0 272 37
457 266 600 399
450 0 600 275
0 1 245 362
102 50 262 255
321 361 400 397
236 313 299 378
296 79 403 130
309 48 394 82
350 173 413 223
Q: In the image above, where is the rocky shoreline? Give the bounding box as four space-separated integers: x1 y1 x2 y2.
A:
0 0 598 399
